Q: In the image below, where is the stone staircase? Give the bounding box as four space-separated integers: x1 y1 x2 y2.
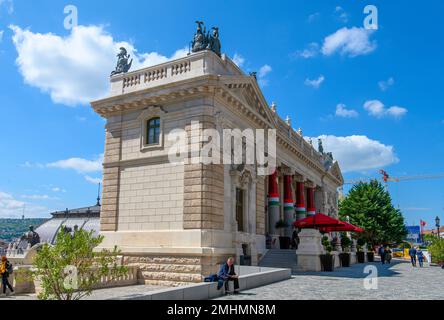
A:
259 249 301 273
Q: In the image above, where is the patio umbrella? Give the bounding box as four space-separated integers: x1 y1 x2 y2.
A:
293 213 346 229
319 221 364 233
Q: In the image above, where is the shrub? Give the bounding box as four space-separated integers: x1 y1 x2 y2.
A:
427 238 444 265
33 229 128 300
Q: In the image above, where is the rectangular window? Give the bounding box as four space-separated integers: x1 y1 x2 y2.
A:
236 188 245 232
147 118 161 145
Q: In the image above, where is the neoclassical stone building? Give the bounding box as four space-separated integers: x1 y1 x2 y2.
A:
91 42 343 286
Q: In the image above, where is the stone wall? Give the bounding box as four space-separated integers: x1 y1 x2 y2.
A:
118 162 184 231
183 115 224 230
124 254 228 287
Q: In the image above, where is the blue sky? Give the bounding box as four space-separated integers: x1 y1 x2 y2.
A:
0 0 443 228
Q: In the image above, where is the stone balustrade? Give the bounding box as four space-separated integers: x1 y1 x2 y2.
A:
109 50 240 97
12 265 139 295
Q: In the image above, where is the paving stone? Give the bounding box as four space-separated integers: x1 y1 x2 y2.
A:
216 260 444 300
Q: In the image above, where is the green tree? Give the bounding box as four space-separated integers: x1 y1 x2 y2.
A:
339 180 407 246
424 235 444 264
33 229 127 300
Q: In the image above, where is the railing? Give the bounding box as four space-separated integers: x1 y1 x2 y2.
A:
14 265 139 294
111 55 196 94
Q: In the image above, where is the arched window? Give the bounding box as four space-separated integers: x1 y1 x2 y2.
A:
147 117 161 145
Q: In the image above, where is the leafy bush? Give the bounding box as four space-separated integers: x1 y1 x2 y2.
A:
322 236 333 254
356 238 366 252
341 236 352 251
33 229 128 300
427 237 444 264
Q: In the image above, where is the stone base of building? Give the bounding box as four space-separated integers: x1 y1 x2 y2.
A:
123 254 228 287
98 230 265 286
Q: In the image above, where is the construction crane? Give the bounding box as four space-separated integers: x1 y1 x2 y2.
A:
339 170 444 197
344 170 444 186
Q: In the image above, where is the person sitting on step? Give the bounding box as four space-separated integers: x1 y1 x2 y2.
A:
217 257 240 295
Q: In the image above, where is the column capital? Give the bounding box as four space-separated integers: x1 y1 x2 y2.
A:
294 174 306 183
281 167 293 176
305 181 316 189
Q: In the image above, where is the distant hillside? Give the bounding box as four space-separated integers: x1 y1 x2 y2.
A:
0 219 49 243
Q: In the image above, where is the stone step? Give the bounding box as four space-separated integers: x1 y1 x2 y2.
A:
258 249 299 272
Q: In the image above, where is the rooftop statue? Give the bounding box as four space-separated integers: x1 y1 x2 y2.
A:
192 21 207 53
111 47 133 76
191 21 221 56
20 225 40 248
207 27 221 56
318 139 324 154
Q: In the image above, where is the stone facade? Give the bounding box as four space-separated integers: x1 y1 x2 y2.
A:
91 50 343 285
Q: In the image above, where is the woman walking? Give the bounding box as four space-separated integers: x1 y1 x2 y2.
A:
0 256 14 297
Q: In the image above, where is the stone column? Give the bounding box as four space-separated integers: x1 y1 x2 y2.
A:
283 174 295 237
295 177 306 221
267 169 280 235
306 184 316 216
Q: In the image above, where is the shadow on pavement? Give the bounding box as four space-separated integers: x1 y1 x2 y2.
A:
292 259 407 279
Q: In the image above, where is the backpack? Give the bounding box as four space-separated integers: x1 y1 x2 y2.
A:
204 274 218 283
6 262 13 275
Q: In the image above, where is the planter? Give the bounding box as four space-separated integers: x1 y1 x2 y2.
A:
279 236 291 250
367 252 375 262
357 252 365 263
320 254 335 272
339 253 351 267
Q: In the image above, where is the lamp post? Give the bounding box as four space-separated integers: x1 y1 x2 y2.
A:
435 216 441 239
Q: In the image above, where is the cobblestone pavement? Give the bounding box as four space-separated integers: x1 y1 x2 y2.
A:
216 259 444 300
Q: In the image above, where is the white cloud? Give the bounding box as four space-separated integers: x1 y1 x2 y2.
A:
84 176 102 185
0 191 49 218
310 135 399 173
258 64 272 78
363 100 385 117
304 75 325 89
0 30 4 42
335 103 358 118
386 106 408 118
46 154 103 174
308 12 320 23
51 187 66 193
0 0 13 15
322 27 377 57
294 42 319 59
364 100 408 119
232 53 245 67
10 24 188 106
258 64 272 86
21 194 53 200
378 77 395 91
334 6 349 23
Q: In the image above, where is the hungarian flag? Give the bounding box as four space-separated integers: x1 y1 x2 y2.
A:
420 220 427 227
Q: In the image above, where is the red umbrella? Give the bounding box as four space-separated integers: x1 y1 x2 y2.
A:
320 221 364 232
320 221 364 233
293 213 346 229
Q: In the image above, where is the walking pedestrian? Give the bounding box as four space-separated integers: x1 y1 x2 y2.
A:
1 256 14 297
385 247 392 264
417 248 424 267
408 246 417 267
378 245 385 265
